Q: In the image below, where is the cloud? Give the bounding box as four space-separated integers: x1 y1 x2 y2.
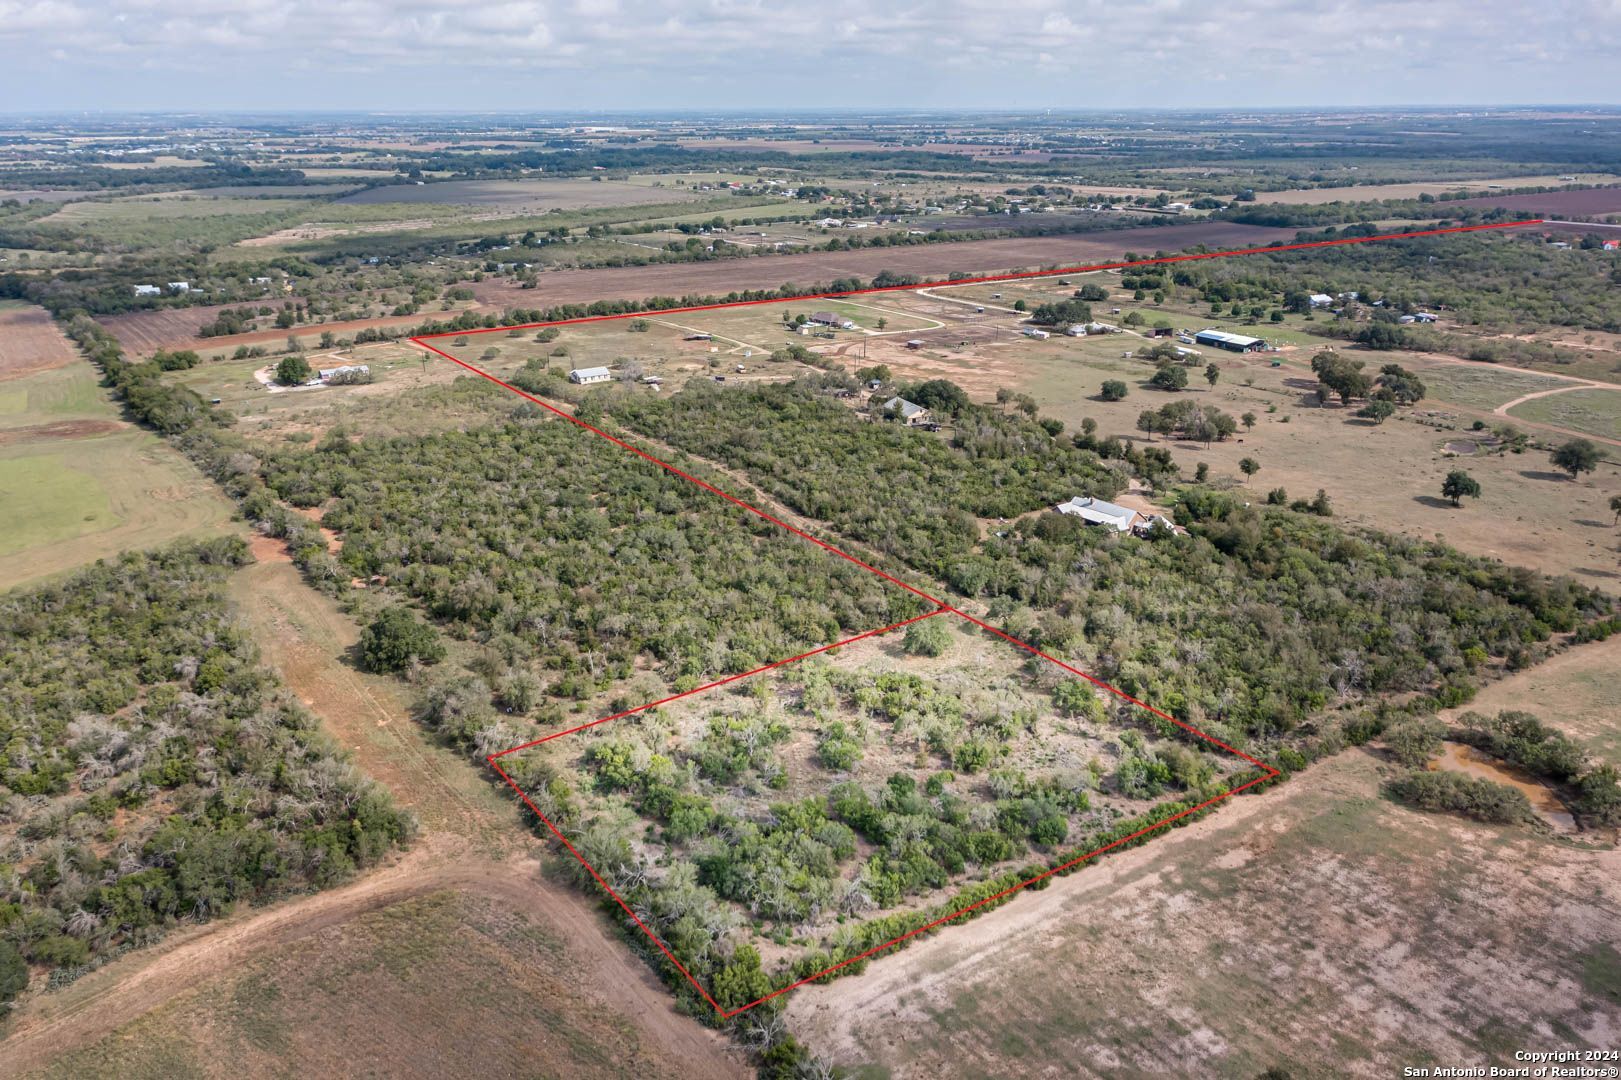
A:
3 0 1617 109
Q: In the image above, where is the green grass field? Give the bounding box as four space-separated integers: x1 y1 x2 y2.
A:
0 432 236 591
0 452 111 557
1413 364 1572 411
1507 387 1621 441
0 355 236 591
0 363 106 425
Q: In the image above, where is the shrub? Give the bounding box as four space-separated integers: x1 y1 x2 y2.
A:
1384 716 1445 767
903 618 953 657
1385 770 1530 824
1099 379 1128 401
359 607 446 673
0 941 27 1003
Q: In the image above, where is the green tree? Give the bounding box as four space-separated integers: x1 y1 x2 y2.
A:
0 940 27 1004
903 618 952 657
1441 470 1481 506
1239 457 1260 483
275 354 312 386
1204 363 1220 388
1550 439 1600 479
359 608 446 673
1099 379 1128 402
1356 399 1396 424
1149 365 1188 391
1311 350 1371 406
1611 494 1621 524
1241 411 1257 430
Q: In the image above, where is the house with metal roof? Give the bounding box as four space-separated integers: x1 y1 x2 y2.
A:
882 396 931 425
1055 496 1141 533
568 366 613 385
1193 329 1265 353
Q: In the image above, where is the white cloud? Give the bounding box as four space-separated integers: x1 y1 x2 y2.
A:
2 0 1617 109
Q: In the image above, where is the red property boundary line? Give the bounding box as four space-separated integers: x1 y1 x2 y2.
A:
409 217 1538 1019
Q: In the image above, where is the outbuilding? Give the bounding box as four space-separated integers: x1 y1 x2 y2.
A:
1193 329 1265 353
568 366 613 385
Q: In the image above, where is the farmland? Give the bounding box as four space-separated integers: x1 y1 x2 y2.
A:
335 177 715 209
466 220 1299 310
0 301 75 380
0 350 234 591
5 105 1621 1079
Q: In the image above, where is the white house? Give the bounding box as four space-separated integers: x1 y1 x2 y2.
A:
1056 496 1141 533
568 367 612 385
881 396 931 425
133 284 162 297
1023 328 1050 340
318 364 370 381
167 281 191 293
809 311 855 329
1308 293 1335 308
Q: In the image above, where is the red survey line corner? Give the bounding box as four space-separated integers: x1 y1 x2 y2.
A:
433 220 1531 1018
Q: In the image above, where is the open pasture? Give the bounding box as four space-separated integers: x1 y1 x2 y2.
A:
1507 386 1621 441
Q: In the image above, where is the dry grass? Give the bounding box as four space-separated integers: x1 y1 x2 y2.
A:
787 643 1621 1076
22 889 741 1080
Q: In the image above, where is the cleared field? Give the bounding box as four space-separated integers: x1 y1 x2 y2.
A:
337 177 713 209
1254 174 1621 205
0 430 236 590
1411 362 1575 411
96 306 446 356
1445 187 1621 217
787 736 1620 1077
0 301 77 380
471 221 1297 309
653 296 942 349
0 353 236 591
1507 387 1621 440
18 886 739 1080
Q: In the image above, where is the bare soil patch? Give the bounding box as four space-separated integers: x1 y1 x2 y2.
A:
0 419 123 446
0 304 76 381
470 222 1296 310
788 747 1620 1077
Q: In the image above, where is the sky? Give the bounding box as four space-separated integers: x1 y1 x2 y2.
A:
4 0 1618 112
